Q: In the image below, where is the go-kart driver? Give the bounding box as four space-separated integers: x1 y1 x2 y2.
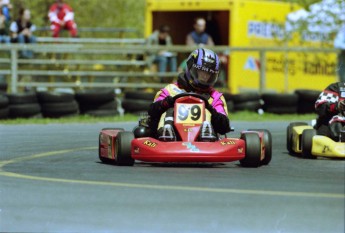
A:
147 48 231 141
315 81 345 141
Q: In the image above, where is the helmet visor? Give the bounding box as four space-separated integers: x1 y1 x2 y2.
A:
190 66 219 87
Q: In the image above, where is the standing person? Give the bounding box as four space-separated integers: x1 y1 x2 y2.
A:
146 48 230 141
10 8 36 58
186 17 214 46
0 0 11 22
315 82 345 141
0 4 9 43
48 0 78 38
334 24 345 82
147 25 177 74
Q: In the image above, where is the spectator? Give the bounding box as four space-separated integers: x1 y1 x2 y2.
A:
48 0 78 38
147 25 177 74
334 24 345 82
186 17 214 46
0 4 10 43
0 0 11 22
10 8 36 58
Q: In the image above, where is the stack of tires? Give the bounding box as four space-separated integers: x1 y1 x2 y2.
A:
75 89 118 117
262 93 298 114
7 92 41 118
122 91 155 114
37 92 79 118
0 94 9 119
223 92 262 113
294 89 320 114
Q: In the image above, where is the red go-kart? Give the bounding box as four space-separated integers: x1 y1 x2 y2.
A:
99 93 272 167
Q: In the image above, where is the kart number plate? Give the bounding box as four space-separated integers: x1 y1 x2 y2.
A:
176 103 203 124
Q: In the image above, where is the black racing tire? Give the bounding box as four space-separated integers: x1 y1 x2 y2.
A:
264 106 298 114
240 132 262 168
297 101 316 114
226 100 235 112
233 93 261 103
83 109 119 117
0 107 9 119
234 100 262 112
9 103 41 118
37 91 75 103
115 131 135 166
7 93 38 105
0 95 9 108
124 91 156 101
286 122 308 154
301 129 317 159
75 89 115 104
262 93 298 106
0 82 7 93
247 129 272 165
122 99 152 113
41 101 79 118
79 100 117 113
294 89 320 102
222 92 232 101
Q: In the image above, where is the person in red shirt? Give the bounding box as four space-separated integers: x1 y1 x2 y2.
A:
48 0 77 37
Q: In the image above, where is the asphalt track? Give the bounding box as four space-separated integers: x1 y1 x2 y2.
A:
0 121 344 233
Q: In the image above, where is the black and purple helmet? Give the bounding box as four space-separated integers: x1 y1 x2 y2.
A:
185 48 220 92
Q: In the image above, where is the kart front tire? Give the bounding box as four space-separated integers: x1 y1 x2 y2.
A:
240 132 261 168
247 129 272 165
287 122 308 154
116 131 135 166
301 129 317 159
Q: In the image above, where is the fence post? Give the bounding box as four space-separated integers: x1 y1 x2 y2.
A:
259 50 266 93
10 47 18 93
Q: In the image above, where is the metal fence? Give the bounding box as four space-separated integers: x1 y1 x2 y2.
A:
0 41 339 93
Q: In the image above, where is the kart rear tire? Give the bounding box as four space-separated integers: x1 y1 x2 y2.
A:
247 129 272 165
301 129 317 159
286 122 308 154
99 128 125 164
98 133 113 164
115 131 135 166
240 132 261 168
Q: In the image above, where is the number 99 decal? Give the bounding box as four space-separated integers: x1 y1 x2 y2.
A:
176 103 203 124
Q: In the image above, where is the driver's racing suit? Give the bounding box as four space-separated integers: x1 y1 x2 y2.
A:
315 82 345 140
148 73 230 136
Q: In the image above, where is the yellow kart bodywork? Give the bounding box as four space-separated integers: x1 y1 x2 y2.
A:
291 125 313 153
289 123 345 158
312 136 345 158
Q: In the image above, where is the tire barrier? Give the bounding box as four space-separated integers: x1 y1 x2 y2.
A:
294 89 320 114
7 93 41 118
0 95 9 119
262 93 298 114
0 89 322 119
38 92 79 118
75 89 119 117
223 92 262 112
122 91 154 114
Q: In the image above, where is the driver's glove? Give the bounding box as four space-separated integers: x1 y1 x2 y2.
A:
161 96 174 109
337 100 345 115
148 96 174 119
205 103 231 135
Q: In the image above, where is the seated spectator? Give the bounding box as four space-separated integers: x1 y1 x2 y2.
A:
186 17 214 46
0 5 10 43
10 8 36 58
48 0 78 38
147 25 177 74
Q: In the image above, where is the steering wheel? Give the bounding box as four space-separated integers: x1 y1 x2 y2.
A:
172 92 209 105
